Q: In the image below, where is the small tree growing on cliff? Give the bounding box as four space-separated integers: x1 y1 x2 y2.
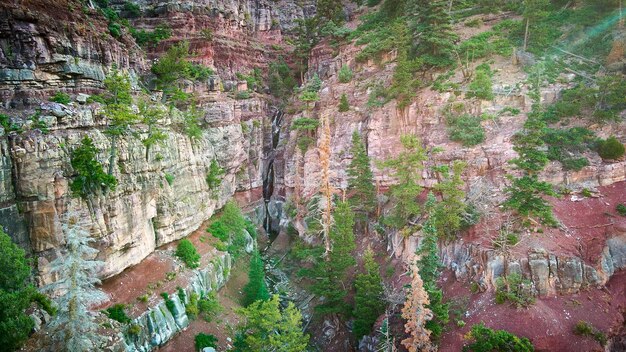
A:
353 248 386 340
347 131 376 225
70 136 117 203
242 250 270 307
379 135 427 229
45 212 106 352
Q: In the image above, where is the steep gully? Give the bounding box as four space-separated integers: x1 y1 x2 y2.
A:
262 108 283 241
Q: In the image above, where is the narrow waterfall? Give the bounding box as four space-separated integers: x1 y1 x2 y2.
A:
262 109 282 240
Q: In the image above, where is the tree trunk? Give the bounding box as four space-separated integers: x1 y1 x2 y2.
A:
523 18 530 52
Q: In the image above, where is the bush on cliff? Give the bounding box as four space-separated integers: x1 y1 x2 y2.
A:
176 239 201 269
463 323 534 352
597 136 625 160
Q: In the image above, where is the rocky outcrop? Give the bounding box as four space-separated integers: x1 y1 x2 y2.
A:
0 2 145 107
123 253 231 352
2 94 265 283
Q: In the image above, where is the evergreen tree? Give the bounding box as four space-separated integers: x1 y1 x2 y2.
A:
233 295 309 352
103 67 138 175
380 135 427 229
463 323 534 352
338 93 350 112
432 161 467 239
417 194 449 340
316 0 344 24
0 229 38 351
409 0 458 67
151 41 192 102
309 201 356 316
353 249 385 340
138 99 167 160
243 250 270 306
45 213 106 352
522 0 549 51
347 131 376 222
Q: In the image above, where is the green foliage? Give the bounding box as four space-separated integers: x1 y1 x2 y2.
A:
380 135 426 229
466 68 494 101
388 52 421 109
243 250 270 306
353 249 385 340
235 90 251 99
504 175 556 226
233 295 309 352
198 292 222 322
291 118 319 131
195 333 218 351
597 136 625 160
268 59 297 101
160 292 176 314
208 220 228 242
208 201 248 259
306 74 323 92
446 114 486 147
0 228 42 352
130 25 172 47
237 69 263 91
0 113 21 133
182 104 203 140
617 204 626 216
206 160 224 191
175 239 201 269
297 136 315 153
105 304 131 324
495 273 535 308
152 42 211 102
511 114 549 174
123 1 141 17
543 127 595 171
338 93 350 112
70 136 117 199
408 0 458 67
463 323 534 352
50 92 71 104
432 162 468 239
317 0 344 23
338 65 353 83
573 320 607 346
305 201 356 316
417 193 450 339
457 26 515 60
347 131 376 220
165 173 175 186
127 324 141 335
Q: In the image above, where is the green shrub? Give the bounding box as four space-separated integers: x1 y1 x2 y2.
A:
165 173 175 186
105 304 131 323
127 324 141 335
447 114 485 147
466 68 493 101
463 323 534 352
597 136 625 160
195 333 218 351
185 292 199 319
245 219 257 239
108 21 122 37
543 127 595 170
175 239 201 269
617 204 626 216
160 292 176 314
130 25 172 47
200 28 213 40
70 136 117 199
207 220 228 242
206 160 224 191
291 118 319 131
338 65 353 83
235 90 251 99
338 93 350 112
198 292 222 322
50 92 71 104
494 273 534 308
573 320 607 346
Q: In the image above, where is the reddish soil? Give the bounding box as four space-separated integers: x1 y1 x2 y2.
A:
439 269 626 352
97 220 225 317
464 181 626 265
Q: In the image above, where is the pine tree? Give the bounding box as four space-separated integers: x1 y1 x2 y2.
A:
338 93 350 112
353 249 385 340
409 0 458 67
45 212 106 352
309 201 356 316
432 161 467 239
316 0 344 24
70 136 117 201
347 131 376 222
522 0 549 52
380 135 427 229
0 228 38 351
233 295 309 352
416 193 449 340
243 250 270 306
401 259 435 352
